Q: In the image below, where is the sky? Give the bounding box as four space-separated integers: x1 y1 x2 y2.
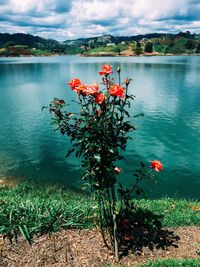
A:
0 0 200 41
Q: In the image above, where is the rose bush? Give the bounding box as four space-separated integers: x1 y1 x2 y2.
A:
49 64 163 260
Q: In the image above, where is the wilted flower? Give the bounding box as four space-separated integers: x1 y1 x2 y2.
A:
150 160 163 172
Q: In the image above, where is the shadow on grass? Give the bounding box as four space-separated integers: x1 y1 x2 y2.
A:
119 208 180 257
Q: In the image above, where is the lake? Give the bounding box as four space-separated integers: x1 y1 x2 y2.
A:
0 55 200 199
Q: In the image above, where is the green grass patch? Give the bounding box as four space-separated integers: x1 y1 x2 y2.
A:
29 48 52 56
137 258 200 267
136 198 200 227
87 46 115 53
0 182 199 244
0 182 96 244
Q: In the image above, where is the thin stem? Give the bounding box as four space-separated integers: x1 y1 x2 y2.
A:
98 196 111 250
78 94 84 110
119 83 129 126
124 82 128 102
111 185 119 262
104 75 109 93
117 67 121 86
111 96 117 118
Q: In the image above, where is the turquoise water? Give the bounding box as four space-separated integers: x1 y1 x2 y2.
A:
0 55 200 198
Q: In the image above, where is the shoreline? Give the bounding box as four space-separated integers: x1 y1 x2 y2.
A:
0 53 200 58
82 52 200 57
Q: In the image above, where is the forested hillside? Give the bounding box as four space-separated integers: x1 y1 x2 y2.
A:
0 31 200 57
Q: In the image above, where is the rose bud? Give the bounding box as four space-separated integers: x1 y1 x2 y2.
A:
114 167 121 174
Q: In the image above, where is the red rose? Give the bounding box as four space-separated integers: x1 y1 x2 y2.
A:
68 78 81 89
109 84 124 98
114 166 121 174
95 93 105 105
86 82 99 95
150 160 163 172
99 64 113 76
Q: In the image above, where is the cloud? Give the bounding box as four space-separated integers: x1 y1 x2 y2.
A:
0 0 200 40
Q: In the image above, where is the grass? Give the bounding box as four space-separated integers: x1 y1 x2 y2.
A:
108 258 200 267
0 182 199 244
29 48 52 56
136 198 200 228
137 258 200 267
0 182 96 244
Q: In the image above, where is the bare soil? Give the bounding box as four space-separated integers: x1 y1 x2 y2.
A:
0 226 199 267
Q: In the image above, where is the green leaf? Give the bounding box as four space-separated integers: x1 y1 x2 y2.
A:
124 110 130 117
80 183 91 190
94 154 101 163
18 225 32 246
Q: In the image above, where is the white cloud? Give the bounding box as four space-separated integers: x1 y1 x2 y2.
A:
9 0 38 13
0 0 199 40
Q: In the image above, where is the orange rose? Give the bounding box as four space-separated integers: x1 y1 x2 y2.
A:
109 84 124 98
74 83 87 95
150 160 163 172
95 93 105 105
99 64 113 76
86 82 99 95
68 78 81 89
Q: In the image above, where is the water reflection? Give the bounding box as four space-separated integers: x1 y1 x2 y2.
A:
0 56 200 198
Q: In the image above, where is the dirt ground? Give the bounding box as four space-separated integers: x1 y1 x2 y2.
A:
0 226 200 267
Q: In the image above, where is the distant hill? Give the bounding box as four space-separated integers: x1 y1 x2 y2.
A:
0 32 200 57
73 31 200 56
64 33 171 46
0 33 82 56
